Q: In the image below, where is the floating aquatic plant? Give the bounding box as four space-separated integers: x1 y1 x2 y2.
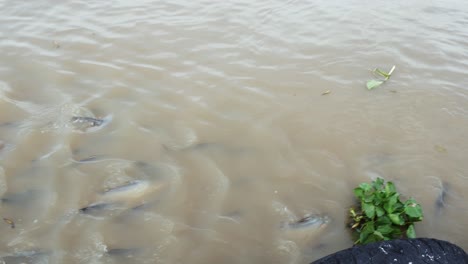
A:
366 65 396 90
348 178 423 245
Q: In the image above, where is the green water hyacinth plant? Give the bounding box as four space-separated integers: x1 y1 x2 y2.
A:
366 65 396 90
349 178 423 245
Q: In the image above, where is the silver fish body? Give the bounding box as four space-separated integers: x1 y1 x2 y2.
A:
281 214 330 250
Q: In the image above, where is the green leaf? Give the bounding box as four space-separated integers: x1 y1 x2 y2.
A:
389 213 404 225
360 222 375 243
373 230 384 240
364 233 380 244
404 199 423 220
375 68 390 78
363 203 376 219
359 183 372 192
384 193 400 214
353 188 364 199
376 206 385 217
374 192 385 205
349 175 422 245
367 79 385 90
387 65 396 76
376 216 391 225
406 224 416 238
384 182 396 196
393 202 404 213
372 178 384 190
374 66 396 80
377 224 394 235
434 145 447 153
364 195 374 203
391 229 402 238
349 208 357 218
383 202 393 214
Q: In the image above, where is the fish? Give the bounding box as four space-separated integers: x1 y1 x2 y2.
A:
180 142 249 156
107 248 142 258
79 180 168 217
1 190 44 206
75 155 109 163
435 181 449 214
285 215 330 230
79 202 117 214
70 116 108 132
281 214 330 249
101 180 152 201
0 121 19 128
0 250 49 264
70 116 104 127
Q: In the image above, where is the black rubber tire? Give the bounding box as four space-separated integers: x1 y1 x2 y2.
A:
311 238 468 264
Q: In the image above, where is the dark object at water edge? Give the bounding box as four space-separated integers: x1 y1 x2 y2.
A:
311 238 468 264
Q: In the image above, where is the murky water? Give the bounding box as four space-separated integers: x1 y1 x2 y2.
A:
1 0 468 263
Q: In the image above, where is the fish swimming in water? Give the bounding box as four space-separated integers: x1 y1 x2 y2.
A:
285 214 330 229
79 179 168 217
435 181 450 215
107 248 142 258
74 155 109 163
79 202 116 214
179 142 250 156
0 250 49 264
281 214 330 250
70 116 110 132
101 180 151 199
1 189 45 206
71 116 104 127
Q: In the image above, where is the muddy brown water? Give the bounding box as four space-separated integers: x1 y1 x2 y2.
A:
1 0 468 263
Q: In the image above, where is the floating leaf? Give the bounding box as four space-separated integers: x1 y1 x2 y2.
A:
374 68 390 78
3 217 15 229
349 177 423 245
387 65 396 76
374 66 396 79
434 145 447 153
322 90 331 95
367 79 384 90
367 65 396 90
53 40 60 49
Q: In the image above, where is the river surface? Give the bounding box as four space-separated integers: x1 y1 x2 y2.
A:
1 0 468 263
